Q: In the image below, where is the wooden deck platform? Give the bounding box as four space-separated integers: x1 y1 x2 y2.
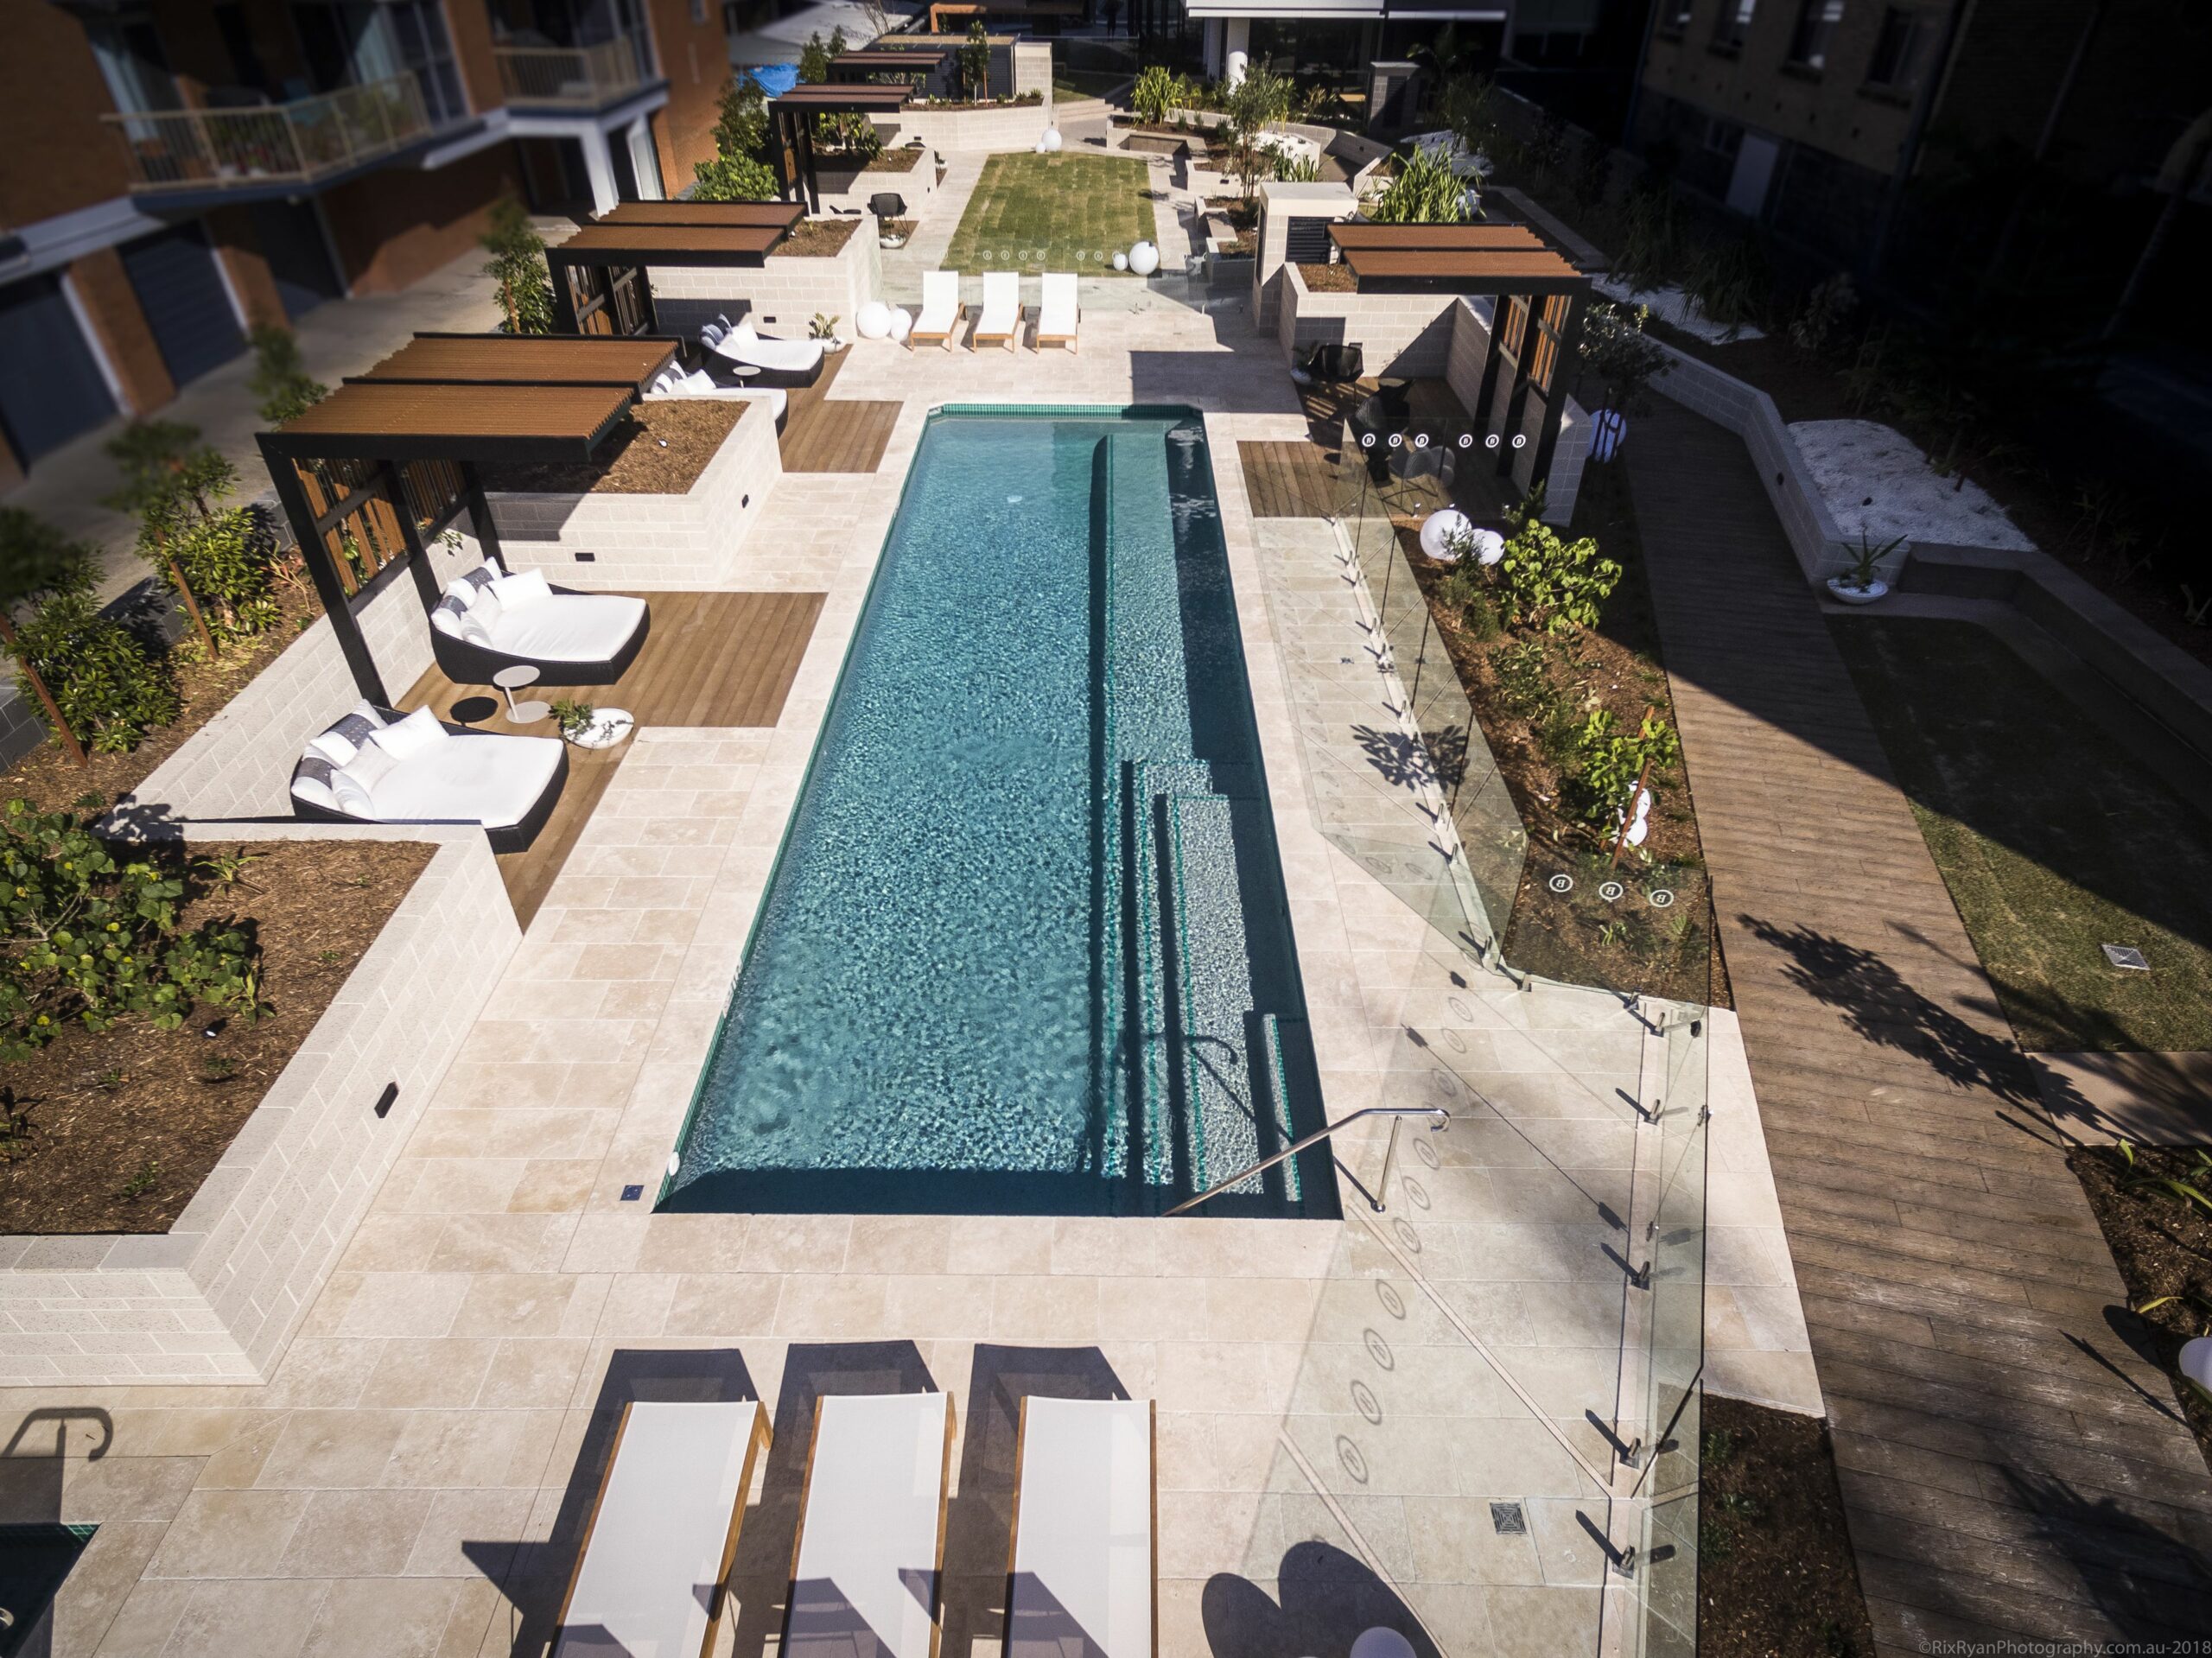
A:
778 350 900 473
401 588 823 927
1242 375 1516 524
1624 398 2212 1652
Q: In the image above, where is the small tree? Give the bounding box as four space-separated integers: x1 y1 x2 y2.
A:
696 73 779 200
1219 66 1292 202
246 321 328 425
103 425 224 657
1574 300 1665 414
7 591 180 756
1493 497 1621 634
798 29 834 85
959 21 991 101
480 199 556 336
1573 708 1681 832
0 509 96 765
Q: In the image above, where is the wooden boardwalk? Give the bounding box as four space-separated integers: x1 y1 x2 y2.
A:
778 351 899 473
402 589 823 927
1623 399 2212 1651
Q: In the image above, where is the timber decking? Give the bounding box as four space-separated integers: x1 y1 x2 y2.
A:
777 350 900 473
1624 398 2212 1651
402 589 823 928
1240 377 1514 524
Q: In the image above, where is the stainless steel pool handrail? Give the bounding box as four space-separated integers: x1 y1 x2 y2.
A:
1160 1107 1449 1217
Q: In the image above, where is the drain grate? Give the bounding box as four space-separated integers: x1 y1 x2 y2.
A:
1490 1501 1526 1535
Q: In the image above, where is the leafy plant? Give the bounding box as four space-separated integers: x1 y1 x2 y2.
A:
0 803 260 1061
696 72 780 200
1131 64 1184 124
1494 502 1620 634
809 313 842 340
480 198 556 336
6 589 178 755
550 696 598 740
1575 301 1665 414
0 507 99 765
1369 144 1469 224
1217 67 1293 202
958 20 991 102
1789 272 1859 357
149 501 282 645
1264 143 1321 185
1840 528 1907 592
1490 639 1552 718
119 1158 162 1200
246 322 327 425
1573 708 1680 828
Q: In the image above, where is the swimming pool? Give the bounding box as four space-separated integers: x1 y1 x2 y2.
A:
664 408 1330 1216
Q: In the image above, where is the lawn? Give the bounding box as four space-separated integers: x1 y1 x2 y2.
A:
1831 617 2212 1051
941 152 1154 277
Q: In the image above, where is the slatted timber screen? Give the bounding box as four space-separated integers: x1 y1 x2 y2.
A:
399 459 466 535
290 457 464 597
1529 294 1571 395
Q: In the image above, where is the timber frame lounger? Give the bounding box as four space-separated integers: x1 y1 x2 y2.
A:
784 1391 956 1658
911 270 965 351
552 1399 771 1658
1006 1397 1157 1658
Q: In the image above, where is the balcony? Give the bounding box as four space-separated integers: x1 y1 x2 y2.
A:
103 75 436 196
493 36 653 110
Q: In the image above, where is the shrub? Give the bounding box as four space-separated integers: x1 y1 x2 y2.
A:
0 509 99 763
1490 639 1552 718
158 505 283 643
1575 301 1666 414
7 591 178 754
1573 708 1681 828
480 199 556 336
1132 65 1184 124
0 803 260 1061
1495 508 1620 634
1370 145 1468 224
246 323 327 425
958 20 990 101
695 153 779 201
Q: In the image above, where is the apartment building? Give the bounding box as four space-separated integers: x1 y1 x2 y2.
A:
0 0 730 487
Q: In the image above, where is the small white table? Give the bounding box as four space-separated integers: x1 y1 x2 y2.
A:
493 664 549 726
729 364 760 380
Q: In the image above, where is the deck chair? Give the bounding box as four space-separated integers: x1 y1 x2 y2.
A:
973 271 1021 352
785 1392 956 1658
1036 273 1079 354
553 1400 771 1658
911 270 964 351
1007 1398 1156 1658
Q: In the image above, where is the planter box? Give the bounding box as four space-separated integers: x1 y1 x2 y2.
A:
0 826 516 1386
890 100 1052 152
814 144 938 219
652 221 884 343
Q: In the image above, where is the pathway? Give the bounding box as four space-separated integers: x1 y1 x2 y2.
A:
1623 397 2212 1651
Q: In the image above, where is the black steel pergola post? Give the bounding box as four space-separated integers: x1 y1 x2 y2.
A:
259 433 391 708
548 251 582 334
461 461 511 575
1471 291 1511 435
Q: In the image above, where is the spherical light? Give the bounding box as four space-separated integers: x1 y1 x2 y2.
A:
854 301 893 340
1128 240 1160 276
887 306 913 342
1042 126 1064 153
1112 251 1128 271
1350 1631 1416 1658
1420 508 1474 562
1472 528 1505 566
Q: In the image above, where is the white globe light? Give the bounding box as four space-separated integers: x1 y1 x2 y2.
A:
1112 251 1128 271
1034 139 1048 154
1128 240 1160 276
1042 126 1064 153
1472 528 1505 565
1350 1631 1416 1658
854 301 893 340
887 306 913 342
1420 508 1474 562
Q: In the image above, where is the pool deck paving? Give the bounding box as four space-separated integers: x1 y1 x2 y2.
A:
1623 396 2212 1652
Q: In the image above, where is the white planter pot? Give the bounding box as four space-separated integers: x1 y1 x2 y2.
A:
1826 576 1889 605
567 709 635 749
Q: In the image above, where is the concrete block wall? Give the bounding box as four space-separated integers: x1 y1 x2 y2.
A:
1251 182 1357 329
484 395 782 588
815 147 938 218
1277 264 1458 378
652 225 882 337
0 826 514 1386
1013 41 1052 100
121 541 465 825
0 687 44 772
889 100 1052 152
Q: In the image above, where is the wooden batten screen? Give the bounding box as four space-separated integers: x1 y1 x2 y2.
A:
565 264 647 337
290 457 466 597
399 459 466 535
1528 294 1570 395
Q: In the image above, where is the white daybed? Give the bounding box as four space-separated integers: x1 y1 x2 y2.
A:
429 566 649 688
289 702 567 854
708 317 825 386
644 362 789 427
1006 1397 1156 1658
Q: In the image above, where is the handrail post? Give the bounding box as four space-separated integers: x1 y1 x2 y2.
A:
1160 1106 1447 1217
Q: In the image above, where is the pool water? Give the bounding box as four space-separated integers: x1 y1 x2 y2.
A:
664 409 1330 1216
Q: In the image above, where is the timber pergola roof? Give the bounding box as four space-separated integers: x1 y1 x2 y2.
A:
590 200 805 230
1326 223 1587 295
766 83 914 213
830 47 950 79
257 347 645 705
544 219 803 334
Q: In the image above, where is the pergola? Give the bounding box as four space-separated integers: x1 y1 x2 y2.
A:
829 47 950 85
1326 222 1592 491
766 83 912 213
257 334 672 704
542 202 804 336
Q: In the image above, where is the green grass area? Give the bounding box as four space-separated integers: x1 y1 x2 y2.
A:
941 152 1154 277
1831 617 2212 1052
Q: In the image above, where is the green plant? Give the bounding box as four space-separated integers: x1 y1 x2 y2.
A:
0 802 260 1061
958 20 991 102
1369 143 1469 224
1216 67 1293 202
1436 562 1501 640
1573 708 1680 828
1494 503 1620 634
809 313 842 340
1789 271 1859 357
1264 143 1320 185
480 199 556 336
246 322 327 425
696 75 780 200
150 503 282 644
1840 528 1907 592
194 850 263 887
1131 64 1183 124
1490 639 1552 718
7 590 178 754
119 1158 162 1200
95 1067 126 1090
0 507 99 765
1574 301 1665 415
200 1055 236 1083
550 696 598 740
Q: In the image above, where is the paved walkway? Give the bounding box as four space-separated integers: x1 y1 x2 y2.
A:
1624 398 2212 1651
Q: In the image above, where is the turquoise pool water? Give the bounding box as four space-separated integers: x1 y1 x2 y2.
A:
664 409 1329 1216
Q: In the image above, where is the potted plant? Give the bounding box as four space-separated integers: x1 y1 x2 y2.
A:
550 697 633 749
1827 529 1907 605
810 313 847 353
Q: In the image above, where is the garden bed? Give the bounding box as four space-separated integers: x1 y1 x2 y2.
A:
1406 458 1722 1005
2070 1143 2212 1471
780 217 862 257
480 400 745 498
1297 262 1356 293
861 145 929 173
1204 195 1257 256
0 835 434 1234
1699 1395 1878 1658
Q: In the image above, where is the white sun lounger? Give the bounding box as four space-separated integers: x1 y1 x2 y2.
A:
1006 1397 1156 1658
785 1392 955 1658
1035 272 1080 354
553 1399 771 1658
973 271 1021 352
911 270 965 351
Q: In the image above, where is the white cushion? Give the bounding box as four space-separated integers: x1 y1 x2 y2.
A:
489 570 552 612
487 594 646 664
458 612 496 647
289 772 338 811
430 605 467 638
366 734 563 830
370 706 448 763
335 741 397 808
305 702 389 766
680 369 720 394
711 330 822 373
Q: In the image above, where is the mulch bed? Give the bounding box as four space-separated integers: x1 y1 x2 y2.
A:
2069 1143 2212 1471
1204 195 1257 255
861 146 929 174
3 581 325 816
0 836 434 1234
1699 1395 1878 1658
779 218 861 257
480 400 743 497
1298 262 1357 292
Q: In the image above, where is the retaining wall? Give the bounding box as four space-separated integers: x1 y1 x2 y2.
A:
888 99 1053 152
0 826 513 1386
814 147 938 218
1277 261 1457 378
652 224 882 339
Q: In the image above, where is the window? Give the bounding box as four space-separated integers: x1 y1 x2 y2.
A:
1701 114 1745 161
690 0 707 22
290 3 465 122
1865 5 1929 89
1712 0 1757 51
86 12 180 115
1787 0 1844 68
1658 0 1696 34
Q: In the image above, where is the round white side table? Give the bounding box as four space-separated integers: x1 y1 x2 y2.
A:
493 664 549 726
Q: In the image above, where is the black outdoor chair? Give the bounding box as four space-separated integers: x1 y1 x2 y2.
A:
868 192 908 220
1291 342 1363 386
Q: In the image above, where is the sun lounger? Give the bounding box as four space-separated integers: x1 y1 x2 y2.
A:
1035 273 1079 354
973 271 1021 352
428 565 650 687
552 1400 771 1658
290 702 567 854
711 321 826 386
911 270 964 351
1006 1398 1156 1658
785 1392 955 1658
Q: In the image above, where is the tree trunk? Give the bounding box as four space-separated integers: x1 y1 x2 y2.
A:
156 526 219 659
0 611 88 767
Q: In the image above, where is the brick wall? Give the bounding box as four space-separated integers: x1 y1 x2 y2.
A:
645 0 734 194
651 225 881 336
1276 264 1457 378
0 826 514 1386
481 394 782 588
0 2 130 229
67 248 174 416
322 143 523 296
